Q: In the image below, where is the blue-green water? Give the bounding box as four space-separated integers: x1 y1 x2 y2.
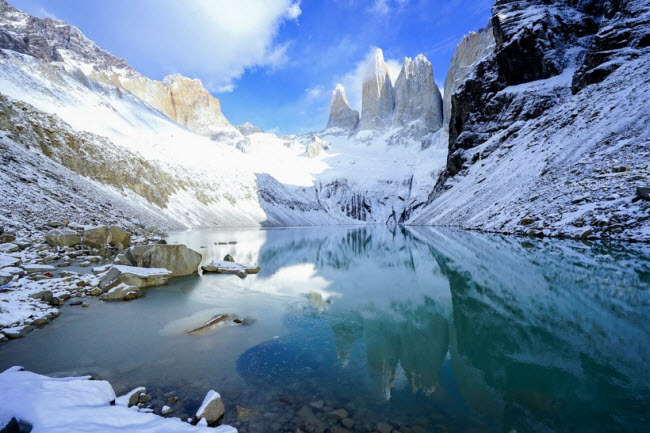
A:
1 227 649 433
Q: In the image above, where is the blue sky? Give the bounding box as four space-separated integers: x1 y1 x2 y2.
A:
13 0 492 134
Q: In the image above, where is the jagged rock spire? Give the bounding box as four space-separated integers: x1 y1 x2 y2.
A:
358 48 395 130
394 54 443 131
326 84 359 131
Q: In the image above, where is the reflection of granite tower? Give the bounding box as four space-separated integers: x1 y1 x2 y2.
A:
328 298 450 400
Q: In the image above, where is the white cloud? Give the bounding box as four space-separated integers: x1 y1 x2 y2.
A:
337 47 403 111
119 0 301 93
368 0 409 15
285 1 302 19
304 85 324 101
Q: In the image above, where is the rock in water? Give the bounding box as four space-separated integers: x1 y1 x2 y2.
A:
358 48 395 130
202 260 260 275
101 284 143 302
124 244 202 277
195 390 225 426
326 84 359 131
115 387 146 407
394 54 443 132
99 265 173 292
45 229 81 248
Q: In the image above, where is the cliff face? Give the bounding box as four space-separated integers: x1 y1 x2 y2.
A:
394 54 443 132
0 0 231 136
410 0 650 241
358 49 395 130
442 28 495 129
444 0 643 179
326 84 359 131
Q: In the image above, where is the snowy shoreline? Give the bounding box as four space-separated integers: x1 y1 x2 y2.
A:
0 366 236 432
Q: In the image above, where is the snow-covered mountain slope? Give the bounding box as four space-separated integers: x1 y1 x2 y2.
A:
0 0 445 229
411 0 650 241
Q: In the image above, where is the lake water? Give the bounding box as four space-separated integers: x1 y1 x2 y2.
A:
1 227 650 433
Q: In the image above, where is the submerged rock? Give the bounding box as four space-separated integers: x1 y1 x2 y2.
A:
124 244 202 277
186 314 248 336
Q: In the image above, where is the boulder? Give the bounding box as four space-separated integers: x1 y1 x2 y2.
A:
223 254 235 262
0 233 16 244
196 390 225 426
83 226 132 249
0 271 11 285
99 265 173 292
202 260 260 275
108 226 131 248
0 254 20 268
115 387 146 407
101 284 142 302
45 229 81 248
124 244 202 277
22 264 56 273
636 186 650 200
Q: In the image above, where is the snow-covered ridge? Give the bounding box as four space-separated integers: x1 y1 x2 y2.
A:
0 0 232 137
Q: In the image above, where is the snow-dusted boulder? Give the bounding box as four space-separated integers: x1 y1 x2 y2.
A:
0 271 11 285
83 226 131 249
394 54 443 132
45 228 81 248
0 254 19 268
101 283 142 302
326 84 359 131
196 390 225 426
124 244 202 277
358 48 395 130
115 387 146 407
99 265 172 292
202 260 260 275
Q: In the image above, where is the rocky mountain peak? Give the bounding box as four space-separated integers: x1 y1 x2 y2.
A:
358 48 395 130
393 54 443 132
326 83 359 131
0 1 233 136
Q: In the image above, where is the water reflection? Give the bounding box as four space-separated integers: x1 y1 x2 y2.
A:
230 227 650 432
0 226 648 433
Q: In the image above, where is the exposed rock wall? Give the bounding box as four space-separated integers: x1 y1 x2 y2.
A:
394 54 443 132
442 28 495 128
443 0 617 180
326 84 359 131
358 49 395 130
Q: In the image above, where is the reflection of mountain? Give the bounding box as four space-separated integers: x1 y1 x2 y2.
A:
413 228 650 433
230 226 650 432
